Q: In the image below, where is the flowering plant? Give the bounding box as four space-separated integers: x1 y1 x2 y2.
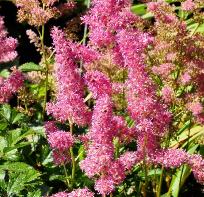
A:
0 0 204 196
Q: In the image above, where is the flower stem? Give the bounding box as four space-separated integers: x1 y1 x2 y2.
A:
63 163 70 187
69 119 76 189
156 166 164 197
143 135 148 197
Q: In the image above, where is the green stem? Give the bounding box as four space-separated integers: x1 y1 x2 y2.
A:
69 119 76 189
179 119 192 190
143 135 148 197
156 166 164 197
189 23 199 37
63 163 70 187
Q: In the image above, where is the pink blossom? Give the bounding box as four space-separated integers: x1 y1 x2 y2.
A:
181 0 196 11
52 150 70 166
94 177 115 195
161 86 174 103
188 154 204 184
152 149 188 168
47 27 91 126
0 17 17 63
48 130 74 151
180 72 191 85
152 63 175 78
44 121 58 135
118 151 141 171
188 102 203 116
67 188 94 197
0 69 24 103
50 192 68 197
85 71 112 99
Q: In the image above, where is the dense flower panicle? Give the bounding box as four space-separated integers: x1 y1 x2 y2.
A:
118 151 142 171
0 17 17 63
85 71 112 99
147 1 178 24
117 29 171 137
152 63 175 78
181 0 196 11
161 86 174 103
112 116 137 142
152 149 188 168
94 177 115 195
188 155 204 184
74 44 100 65
180 72 191 85
88 96 115 143
80 143 114 177
50 192 68 197
188 102 203 116
82 0 140 47
16 0 55 26
0 70 24 103
52 150 70 166
16 0 75 26
50 188 94 197
106 160 126 185
44 121 58 135
47 130 74 151
67 188 94 197
47 27 91 125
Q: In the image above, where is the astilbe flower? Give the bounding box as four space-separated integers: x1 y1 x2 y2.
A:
146 0 204 122
45 121 74 165
188 154 204 184
47 27 91 126
84 71 112 99
181 0 196 11
0 17 17 63
82 0 141 47
16 0 76 26
80 75 128 194
50 192 69 197
0 69 24 103
47 130 74 151
67 188 94 197
50 188 94 197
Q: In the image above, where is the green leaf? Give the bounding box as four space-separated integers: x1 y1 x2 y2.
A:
0 69 10 78
1 104 11 122
131 4 146 16
19 62 44 72
166 144 199 197
27 190 42 197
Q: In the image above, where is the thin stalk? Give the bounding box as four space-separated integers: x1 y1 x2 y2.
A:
63 163 70 187
143 135 148 197
40 24 49 120
110 193 113 197
188 23 199 38
69 119 76 189
156 166 164 197
179 119 192 190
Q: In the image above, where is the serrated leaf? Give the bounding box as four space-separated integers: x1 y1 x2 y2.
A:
27 189 42 197
19 62 44 72
1 104 11 122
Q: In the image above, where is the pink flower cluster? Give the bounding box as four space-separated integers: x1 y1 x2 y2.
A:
47 27 91 126
0 69 24 103
0 16 17 63
45 121 74 165
50 188 94 197
47 0 204 194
